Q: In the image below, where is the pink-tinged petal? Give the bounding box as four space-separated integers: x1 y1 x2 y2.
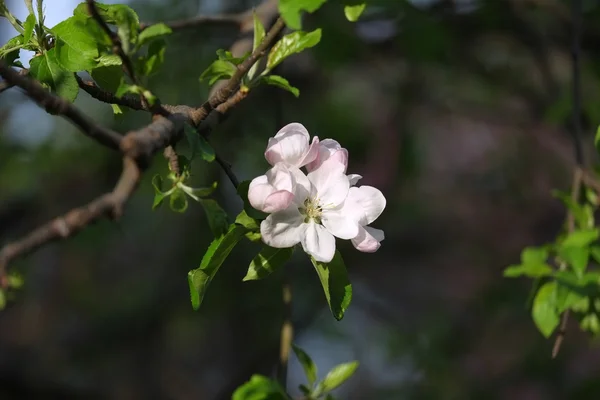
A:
321 209 359 239
265 124 311 166
307 157 349 207
302 221 336 262
348 186 386 225
248 175 275 212
351 226 384 253
306 138 347 172
263 190 294 213
329 148 348 172
261 207 306 248
297 136 320 167
347 174 362 186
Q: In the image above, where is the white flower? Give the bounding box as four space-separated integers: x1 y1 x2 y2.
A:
306 139 348 173
260 158 360 262
265 123 320 168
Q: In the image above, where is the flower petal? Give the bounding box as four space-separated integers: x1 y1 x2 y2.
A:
266 163 294 192
307 157 349 207
302 221 336 262
306 138 348 172
297 136 320 167
347 185 386 225
248 182 275 212
321 210 359 239
351 226 384 253
288 166 312 205
263 190 294 213
261 207 306 248
347 174 362 186
265 123 312 167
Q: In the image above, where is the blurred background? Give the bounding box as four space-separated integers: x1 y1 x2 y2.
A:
2 0 600 398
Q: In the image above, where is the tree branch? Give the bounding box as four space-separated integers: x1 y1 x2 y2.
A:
0 63 122 150
0 7 287 280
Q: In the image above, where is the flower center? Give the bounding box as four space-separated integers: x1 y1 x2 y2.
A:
300 197 322 224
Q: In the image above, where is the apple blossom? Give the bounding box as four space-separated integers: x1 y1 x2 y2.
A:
248 163 297 213
265 123 320 168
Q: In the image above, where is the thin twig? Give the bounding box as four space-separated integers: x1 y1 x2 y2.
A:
552 0 583 359
0 63 122 150
215 154 239 189
277 282 293 387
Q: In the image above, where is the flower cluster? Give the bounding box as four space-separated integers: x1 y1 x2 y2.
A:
248 123 386 263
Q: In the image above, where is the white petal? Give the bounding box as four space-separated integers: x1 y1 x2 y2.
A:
321 210 359 239
347 174 362 186
288 166 312 205
248 182 275 212
347 185 386 225
307 157 349 207
302 221 336 262
297 136 320 167
260 207 306 248
306 138 348 172
351 226 384 253
265 123 311 167
262 190 294 213
266 163 294 192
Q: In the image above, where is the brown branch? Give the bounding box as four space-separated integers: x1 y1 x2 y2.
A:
0 63 122 150
0 6 286 280
0 69 28 94
140 14 244 32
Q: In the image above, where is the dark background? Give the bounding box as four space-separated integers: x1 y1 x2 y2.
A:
1 0 600 398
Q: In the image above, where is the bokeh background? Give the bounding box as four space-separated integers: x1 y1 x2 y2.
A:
2 0 600 398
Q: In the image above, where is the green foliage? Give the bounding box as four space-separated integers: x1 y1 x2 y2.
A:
232 375 289 400
292 344 318 386
29 50 79 101
142 39 167 76
278 0 327 30
137 23 171 46
313 361 359 397
0 35 25 67
247 12 266 81
261 75 299 97
243 246 293 281
267 29 322 71
310 251 352 321
23 13 36 43
343 4 366 22
188 224 246 310
532 282 560 338
51 16 99 71
199 199 229 238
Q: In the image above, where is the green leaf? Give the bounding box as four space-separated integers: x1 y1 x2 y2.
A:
532 281 560 338
521 247 548 264
232 374 288 400
216 49 248 65
151 174 173 210
0 290 5 311
581 313 600 334
199 199 229 238
137 23 171 46
267 29 322 71
183 123 200 160
278 0 327 30
198 135 215 162
237 180 269 220
91 65 123 93
51 16 99 71
0 35 25 66
553 190 593 229
74 3 139 51
310 251 352 321
555 281 587 313
559 246 590 278
316 361 359 395
596 125 600 155
590 245 600 264
244 246 293 281
199 59 236 85
344 4 366 22
23 13 36 43
235 210 260 231
144 39 166 76
562 229 599 247
169 189 188 213
95 54 122 67
188 224 246 310
29 50 79 102
179 182 217 201
261 75 299 97
503 263 553 278
292 344 318 387
248 12 265 80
